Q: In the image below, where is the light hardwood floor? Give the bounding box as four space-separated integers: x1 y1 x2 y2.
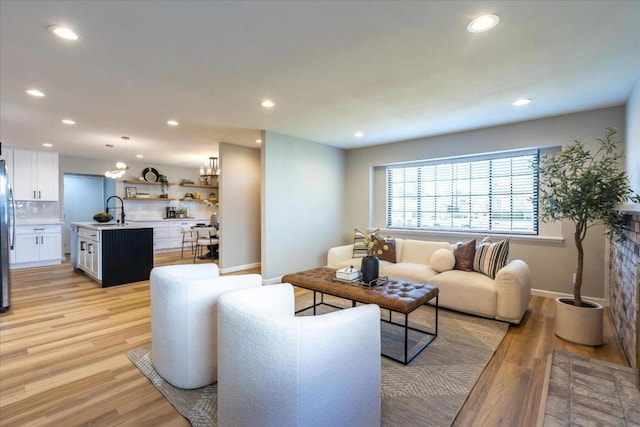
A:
0 252 628 426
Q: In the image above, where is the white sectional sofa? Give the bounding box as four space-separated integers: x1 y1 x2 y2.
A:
327 238 531 324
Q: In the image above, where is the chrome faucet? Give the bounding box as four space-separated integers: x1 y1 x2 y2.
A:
105 196 126 224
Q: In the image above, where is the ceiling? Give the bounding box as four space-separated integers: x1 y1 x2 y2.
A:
1 1 639 169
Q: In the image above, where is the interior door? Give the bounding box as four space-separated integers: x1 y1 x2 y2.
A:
63 175 104 254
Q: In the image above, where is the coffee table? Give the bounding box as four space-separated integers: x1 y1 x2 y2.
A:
281 267 439 365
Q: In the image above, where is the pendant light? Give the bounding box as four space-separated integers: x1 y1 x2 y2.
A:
199 156 219 185
105 136 130 179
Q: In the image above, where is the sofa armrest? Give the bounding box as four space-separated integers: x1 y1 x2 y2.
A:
494 259 531 324
327 244 355 268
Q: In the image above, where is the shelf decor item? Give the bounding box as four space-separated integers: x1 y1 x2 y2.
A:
158 174 168 198
534 127 639 346
125 187 137 198
142 167 159 182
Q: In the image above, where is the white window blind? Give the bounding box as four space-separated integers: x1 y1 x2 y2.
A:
386 151 539 234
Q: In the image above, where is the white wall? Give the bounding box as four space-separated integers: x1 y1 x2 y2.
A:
344 106 626 299
262 131 345 281
626 78 640 194
218 143 261 273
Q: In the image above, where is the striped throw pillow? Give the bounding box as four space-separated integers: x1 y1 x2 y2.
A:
352 229 368 258
473 238 509 279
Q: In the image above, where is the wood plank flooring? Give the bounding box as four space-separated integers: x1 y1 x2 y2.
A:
0 252 628 426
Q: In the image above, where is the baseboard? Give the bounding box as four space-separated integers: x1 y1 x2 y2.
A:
262 276 283 285
531 288 606 306
219 262 261 275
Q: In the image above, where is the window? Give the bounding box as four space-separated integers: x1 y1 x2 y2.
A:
386 150 539 234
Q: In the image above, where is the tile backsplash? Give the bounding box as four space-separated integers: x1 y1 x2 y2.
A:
13 201 61 223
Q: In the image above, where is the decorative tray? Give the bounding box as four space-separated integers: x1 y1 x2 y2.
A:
332 276 389 288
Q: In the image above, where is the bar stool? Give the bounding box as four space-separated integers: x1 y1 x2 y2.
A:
181 224 197 258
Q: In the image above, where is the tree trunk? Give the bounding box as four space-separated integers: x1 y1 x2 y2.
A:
574 226 584 307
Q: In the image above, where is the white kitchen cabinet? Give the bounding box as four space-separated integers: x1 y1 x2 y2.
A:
77 227 101 280
11 224 62 269
14 233 39 264
13 149 59 201
129 220 205 253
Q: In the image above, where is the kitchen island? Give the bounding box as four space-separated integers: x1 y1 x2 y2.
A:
70 222 154 287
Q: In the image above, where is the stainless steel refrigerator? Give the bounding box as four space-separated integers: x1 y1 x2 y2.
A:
1 159 14 313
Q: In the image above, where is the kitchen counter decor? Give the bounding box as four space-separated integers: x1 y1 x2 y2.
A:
93 212 113 223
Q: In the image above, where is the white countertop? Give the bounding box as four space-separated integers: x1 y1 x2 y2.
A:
15 220 64 226
129 217 210 222
71 221 153 231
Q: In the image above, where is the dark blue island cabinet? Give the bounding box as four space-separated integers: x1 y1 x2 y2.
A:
71 223 154 288
101 227 154 287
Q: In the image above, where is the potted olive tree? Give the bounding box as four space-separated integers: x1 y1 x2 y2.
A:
536 127 638 345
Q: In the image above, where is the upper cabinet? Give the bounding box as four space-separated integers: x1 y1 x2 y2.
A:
13 149 59 201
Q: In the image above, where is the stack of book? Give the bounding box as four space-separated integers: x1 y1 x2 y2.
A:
335 266 362 283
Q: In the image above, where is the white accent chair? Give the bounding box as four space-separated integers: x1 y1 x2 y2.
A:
217 283 381 427
150 264 262 389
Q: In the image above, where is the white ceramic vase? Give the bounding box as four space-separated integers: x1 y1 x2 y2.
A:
554 297 603 346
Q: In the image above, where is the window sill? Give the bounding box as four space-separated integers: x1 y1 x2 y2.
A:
374 228 564 244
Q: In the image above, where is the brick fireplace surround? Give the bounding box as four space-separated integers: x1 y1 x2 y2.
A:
609 210 640 373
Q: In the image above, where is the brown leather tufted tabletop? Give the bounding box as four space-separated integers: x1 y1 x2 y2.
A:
282 267 439 314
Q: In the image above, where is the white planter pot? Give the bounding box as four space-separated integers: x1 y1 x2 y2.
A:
554 297 603 346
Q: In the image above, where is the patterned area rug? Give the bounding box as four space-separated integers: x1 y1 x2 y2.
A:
541 349 640 425
127 293 508 427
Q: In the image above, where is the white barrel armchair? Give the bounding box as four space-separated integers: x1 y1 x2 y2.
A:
217 283 381 427
150 264 262 389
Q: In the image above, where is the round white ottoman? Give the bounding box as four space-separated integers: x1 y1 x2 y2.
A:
150 264 261 389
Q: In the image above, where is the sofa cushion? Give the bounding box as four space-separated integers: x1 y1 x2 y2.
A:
474 238 510 279
399 240 450 265
371 236 396 263
352 229 368 259
453 239 476 271
381 262 439 283
430 249 455 272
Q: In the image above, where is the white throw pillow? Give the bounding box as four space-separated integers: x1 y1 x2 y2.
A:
430 249 455 272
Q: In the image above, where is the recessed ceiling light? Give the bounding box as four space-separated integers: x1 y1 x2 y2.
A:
467 14 500 33
42 143 53 147
62 119 76 125
354 131 364 138
261 99 275 108
256 139 262 143
26 89 45 97
167 120 179 126
48 25 79 41
136 154 144 158
512 98 532 106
